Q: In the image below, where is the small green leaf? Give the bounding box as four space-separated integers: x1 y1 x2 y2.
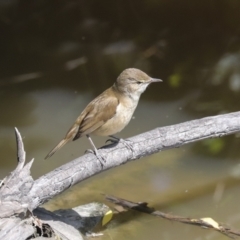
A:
203 138 224 154
168 74 181 87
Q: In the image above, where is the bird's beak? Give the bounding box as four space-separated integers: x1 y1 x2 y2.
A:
150 78 163 83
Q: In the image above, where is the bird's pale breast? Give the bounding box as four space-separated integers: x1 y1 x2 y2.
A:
92 96 139 136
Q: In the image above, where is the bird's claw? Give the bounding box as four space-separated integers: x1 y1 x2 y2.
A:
85 149 94 154
105 138 118 144
106 137 134 154
85 148 106 167
119 138 134 153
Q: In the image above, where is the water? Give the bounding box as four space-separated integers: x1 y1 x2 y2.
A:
1 1 240 239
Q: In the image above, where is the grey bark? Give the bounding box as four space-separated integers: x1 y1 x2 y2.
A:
28 111 240 210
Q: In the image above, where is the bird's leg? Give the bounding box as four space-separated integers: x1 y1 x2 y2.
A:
106 135 134 154
86 134 105 166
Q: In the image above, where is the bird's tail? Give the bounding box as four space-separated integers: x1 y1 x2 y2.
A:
45 138 70 160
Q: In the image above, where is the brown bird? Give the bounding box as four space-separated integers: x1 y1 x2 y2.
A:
45 68 162 161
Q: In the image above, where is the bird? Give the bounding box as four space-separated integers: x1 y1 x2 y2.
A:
45 68 162 162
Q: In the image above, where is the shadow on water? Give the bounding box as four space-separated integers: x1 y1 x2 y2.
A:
1 1 240 239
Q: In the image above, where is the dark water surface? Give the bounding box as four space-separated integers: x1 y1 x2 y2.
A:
1 1 240 239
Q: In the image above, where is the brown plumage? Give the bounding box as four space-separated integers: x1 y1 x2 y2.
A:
45 68 162 159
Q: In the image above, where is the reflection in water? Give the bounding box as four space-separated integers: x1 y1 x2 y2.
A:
0 90 37 126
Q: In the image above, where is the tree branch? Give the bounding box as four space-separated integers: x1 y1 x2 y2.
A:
28 111 240 210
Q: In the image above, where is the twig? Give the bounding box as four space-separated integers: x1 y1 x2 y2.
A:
105 195 240 239
15 127 26 171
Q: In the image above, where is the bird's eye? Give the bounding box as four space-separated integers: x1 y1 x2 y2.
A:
136 81 142 84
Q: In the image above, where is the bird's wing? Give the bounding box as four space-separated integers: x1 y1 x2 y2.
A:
45 88 119 159
72 89 119 140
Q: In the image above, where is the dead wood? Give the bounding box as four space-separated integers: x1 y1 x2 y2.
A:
105 194 240 239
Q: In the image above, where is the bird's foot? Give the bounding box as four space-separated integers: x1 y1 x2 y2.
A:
106 136 134 154
105 138 118 145
85 148 106 167
120 138 134 153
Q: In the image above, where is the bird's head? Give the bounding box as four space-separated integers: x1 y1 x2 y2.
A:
114 68 162 98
